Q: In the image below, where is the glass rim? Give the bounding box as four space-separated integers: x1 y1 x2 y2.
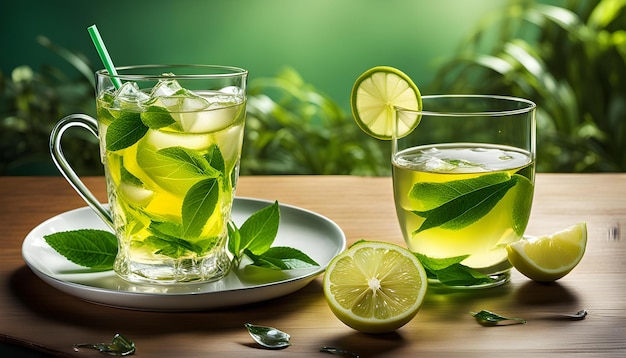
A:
95 64 248 80
395 94 536 117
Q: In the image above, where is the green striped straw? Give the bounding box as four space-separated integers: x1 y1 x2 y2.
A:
87 24 122 89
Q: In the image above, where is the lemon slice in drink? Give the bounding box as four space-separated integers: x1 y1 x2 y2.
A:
350 66 422 140
323 241 427 333
506 222 587 282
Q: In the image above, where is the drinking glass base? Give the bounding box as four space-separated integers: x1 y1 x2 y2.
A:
115 252 232 285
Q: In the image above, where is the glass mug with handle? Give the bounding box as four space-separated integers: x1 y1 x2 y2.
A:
50 64 247 284
392 95 536 288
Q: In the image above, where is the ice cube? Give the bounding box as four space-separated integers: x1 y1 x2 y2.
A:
113 82 150 109
218 86 244 97
150 77 184 98
181 103 242 133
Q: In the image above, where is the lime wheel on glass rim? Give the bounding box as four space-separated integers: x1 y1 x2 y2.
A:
350 66 422 140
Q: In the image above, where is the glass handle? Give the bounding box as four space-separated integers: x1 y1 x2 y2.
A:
49 114 114 229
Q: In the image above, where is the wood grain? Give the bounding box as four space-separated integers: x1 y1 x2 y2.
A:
1 174 624 357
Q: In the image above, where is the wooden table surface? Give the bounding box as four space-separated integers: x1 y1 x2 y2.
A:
1 174 625 357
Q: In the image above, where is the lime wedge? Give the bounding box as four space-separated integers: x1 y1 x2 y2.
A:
350 66 422 140
506 222 587 282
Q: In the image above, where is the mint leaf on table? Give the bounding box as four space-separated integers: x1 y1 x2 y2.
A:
409 173 517 234
414 253 495 286
44 229 117 270
471 310 526 326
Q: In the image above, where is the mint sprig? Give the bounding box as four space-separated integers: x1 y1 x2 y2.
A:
43 201 319 273
228 201 319 270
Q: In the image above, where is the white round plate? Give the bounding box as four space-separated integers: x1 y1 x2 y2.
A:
22 197 345 311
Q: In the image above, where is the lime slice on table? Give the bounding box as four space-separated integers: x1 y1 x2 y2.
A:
350 66 422 140
506 222 587 282
323 241 428 333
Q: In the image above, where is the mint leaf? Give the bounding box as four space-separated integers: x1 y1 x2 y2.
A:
245 246 319 270
148 221 217 255
228 202 318 271
44 229 117 269
157 146 216 176
140 105 175 129
138 145 219 196
415 253 469 272
238 201 280 256
204 144 225 173
182 178 220 239
434 263 494 286
512 174 534 235
120 161 143 187
105 111 149 151
410 173 518 234
471 310 526 326
414 252 494 286
227 221 242 259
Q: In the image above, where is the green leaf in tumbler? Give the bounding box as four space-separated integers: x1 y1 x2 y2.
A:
204 144 225 173
105 111 149 151
181 178 220 239
511 174 534 235
157 146 215 176
120 162 143 187
44 229 117 269
140 105 176 129
410 173 517 234
137 145 219 195
414 253 494 286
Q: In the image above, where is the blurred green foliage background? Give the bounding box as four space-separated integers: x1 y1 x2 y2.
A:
1 0 624 175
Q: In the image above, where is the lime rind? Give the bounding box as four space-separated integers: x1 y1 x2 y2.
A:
350 66 422 140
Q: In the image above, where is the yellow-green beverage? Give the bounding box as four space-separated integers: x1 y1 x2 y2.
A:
97 83 245 283
393 143 534 282
49 65 248 285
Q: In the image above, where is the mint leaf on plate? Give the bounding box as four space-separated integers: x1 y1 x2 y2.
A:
44 229 117 270
228 201 320 270
245 246 319 270
230 201 280 258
